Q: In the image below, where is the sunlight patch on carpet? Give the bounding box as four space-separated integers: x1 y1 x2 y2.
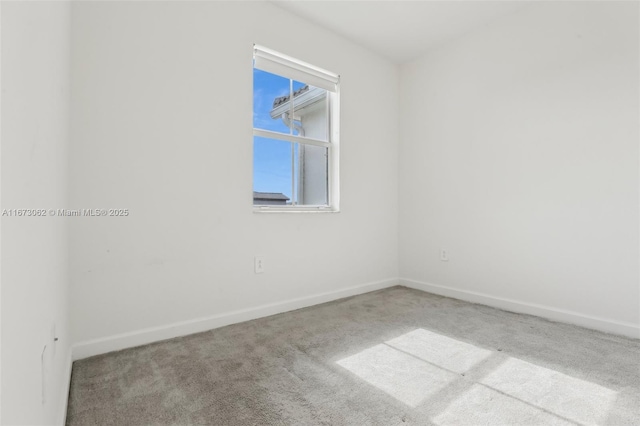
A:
432 384 574 426
336 328 618 421
336 343 457 407
386 328 492 374
480 357 617 425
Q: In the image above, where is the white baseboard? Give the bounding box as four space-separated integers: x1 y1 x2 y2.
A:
71 276 637 361
72 278 398 360
58 349 73 426
400 278 640 339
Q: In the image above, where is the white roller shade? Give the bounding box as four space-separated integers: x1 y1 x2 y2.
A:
254 44 339 93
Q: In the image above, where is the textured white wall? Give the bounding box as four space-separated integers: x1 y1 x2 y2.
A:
399 2 639 330
70 1 399 344
1 1 72 424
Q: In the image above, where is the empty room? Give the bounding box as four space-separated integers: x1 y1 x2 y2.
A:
1 0 639 425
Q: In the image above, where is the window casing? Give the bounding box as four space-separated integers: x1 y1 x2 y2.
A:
252 45 340 212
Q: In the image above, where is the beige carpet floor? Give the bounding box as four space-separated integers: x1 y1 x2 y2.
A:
67 286 640 425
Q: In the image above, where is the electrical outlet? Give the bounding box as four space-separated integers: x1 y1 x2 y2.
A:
254 256 265 274
440 249 449 262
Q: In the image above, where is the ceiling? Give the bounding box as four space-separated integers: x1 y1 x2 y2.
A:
271 1 532 63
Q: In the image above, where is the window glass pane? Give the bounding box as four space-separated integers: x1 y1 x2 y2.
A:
293 81 329 142
253 68 292 135
253 136 293 205
295 144 329 206
288 83 306 137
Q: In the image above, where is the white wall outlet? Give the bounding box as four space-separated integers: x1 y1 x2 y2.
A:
440 249 449 262
254 256 265 274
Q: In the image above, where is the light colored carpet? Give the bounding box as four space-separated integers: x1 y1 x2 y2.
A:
67 286 640 425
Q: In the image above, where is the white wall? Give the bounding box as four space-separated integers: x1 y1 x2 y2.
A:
399 1 639 336
70 1 398 349
1 1 72 424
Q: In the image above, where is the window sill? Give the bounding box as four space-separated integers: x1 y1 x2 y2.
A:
253 206 339 214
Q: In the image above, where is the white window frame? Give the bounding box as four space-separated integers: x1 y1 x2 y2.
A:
253 44 340 213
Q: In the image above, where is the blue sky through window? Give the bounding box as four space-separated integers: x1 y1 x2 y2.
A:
253 68 306 201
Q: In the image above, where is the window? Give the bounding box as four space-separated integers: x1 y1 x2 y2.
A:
253 45 340 211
